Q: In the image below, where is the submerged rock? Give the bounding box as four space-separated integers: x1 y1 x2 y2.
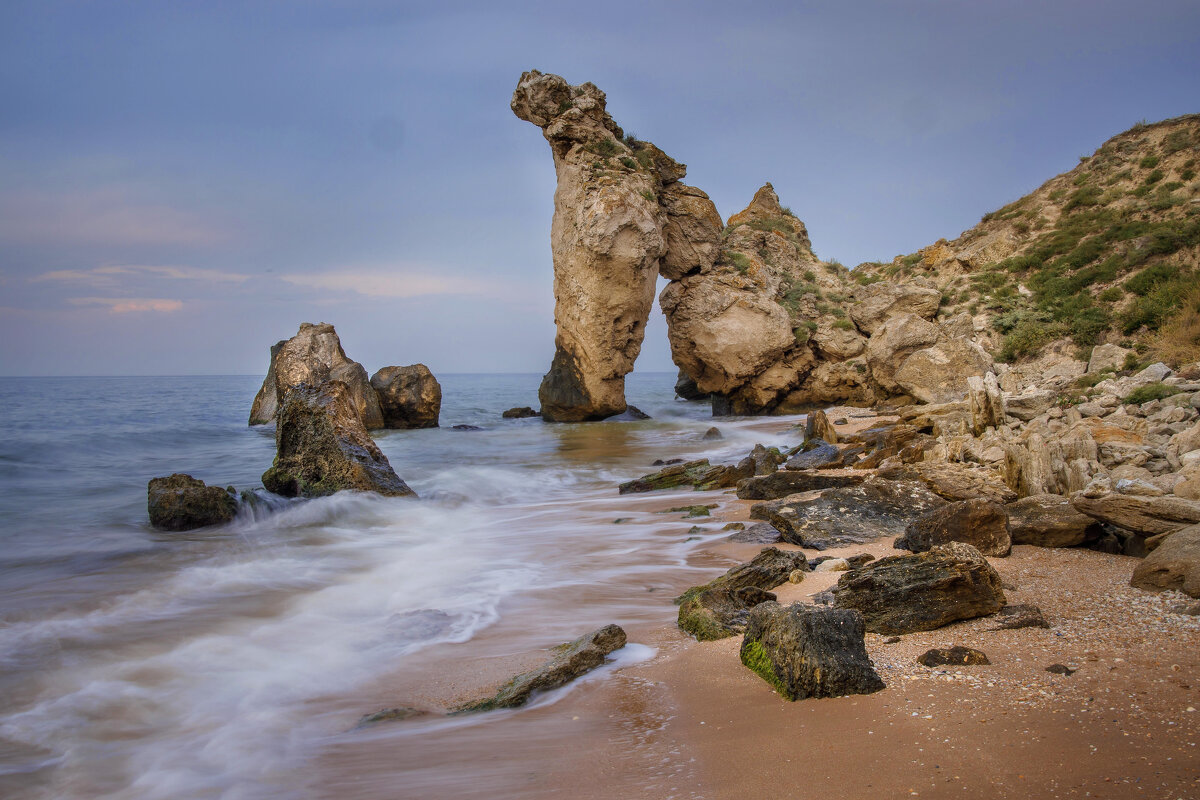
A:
502 406 541 419
740 602 884 700
261 381 416 498
452 624 627 713
833 542 1006 634
676 547 809 640
618 458 747 494
370 365 441 429
147 473 238 531
896 499 1012 557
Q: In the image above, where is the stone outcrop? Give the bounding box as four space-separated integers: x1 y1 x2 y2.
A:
147 473 238 531
250 323 384 429
893 339 995 404
895 499 1012 557
369 365 441 429
512 70 720 421
261 381 416 498
1131 524 1200 598
848 282 941 335
967 372 1006 435
833 542 1006 634
740 603 884 700
452 625 627 713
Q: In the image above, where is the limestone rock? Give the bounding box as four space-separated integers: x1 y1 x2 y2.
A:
865 313 941 393
833 542 1007 635
909 462 1018 504
676 547 809 640
147 474 238 531
658 182 723 280
1005 390 1054 422
452 625 627 712
1070 476 1200 536
735 470 865 500
370 365 441 429
1088 343 1132 374
805 408 839 444
1007 494 1102 548
894 339 995 404
740 603 884 700
1130 524 1200 598
261 381 416 498
848 282 942 335
252 322 384 429
1003 422 1103 498
967 372 1006 435
248 339 286 425
896 499 1012 557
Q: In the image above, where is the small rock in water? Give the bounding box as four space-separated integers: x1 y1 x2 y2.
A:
702 426 723 440
502 406 540 419
612 518 630 524
1045 663 1076 676
723 522 746 531
355 706 428 728
147 473 238 531
917 646 990 667
665 504 715 518
620 405 651 420
452 424 483 431
652 458 685 467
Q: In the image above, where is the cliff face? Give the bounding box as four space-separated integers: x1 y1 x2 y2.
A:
512 70 721 421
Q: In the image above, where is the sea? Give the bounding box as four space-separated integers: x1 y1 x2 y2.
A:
0 373 804 799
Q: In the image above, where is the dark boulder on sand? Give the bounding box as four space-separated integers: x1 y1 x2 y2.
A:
916 646 990 667
895 498 1012 557
147 473 238 531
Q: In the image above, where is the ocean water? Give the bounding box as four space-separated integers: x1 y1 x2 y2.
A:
0 373 801 799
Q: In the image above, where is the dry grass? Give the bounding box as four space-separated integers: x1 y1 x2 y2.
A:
1148 282 1200 366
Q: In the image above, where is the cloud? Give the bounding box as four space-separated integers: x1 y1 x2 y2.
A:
32 264 249 285
67 297 183 314
280 267 503 299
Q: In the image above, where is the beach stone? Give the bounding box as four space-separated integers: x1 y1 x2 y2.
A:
815 558 850 572
452 624 627 713
726 523 785 544
916 646 990 667
261 381 416 498
147 473 238 531
750 477 947 549
784 440 842 470
991 604 1050 630
740 602 885 700
370 364 442 429
895 499 1012 557
1045 663 1076 676
676 547 810 640
1131 524 1200 598
1007 494 1102 548
502 406 540 419
788 569 805 584
833 542 1007 635
735 469 865 500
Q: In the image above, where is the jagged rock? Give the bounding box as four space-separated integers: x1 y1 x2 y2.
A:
147 474 238 531
502 406 540 419
1004 390 1054 421
1070 475 1200 536
452 625 627 712
1131 524 1200 598
967 372 1006 435
750 477 947 549
1003 422 1103 498
261 381 416 498
833 542 1007 634
740 443 788 476
617 458 748 494
370 365 441 429
727 522 785 544
805 408 838 444
784 440 842 470
248 339 286 424
991 604 1050 630
908 462 1018 504
865 313 941 393
848 282 941 335
896 499 1011 557
513 70 713 422
674 370 708 400
740 603 884 700
735 470 865 500
1088 343 1133 374
894 339 996 404
676 547 809 640
916 646 990 666
1007 494 1102 548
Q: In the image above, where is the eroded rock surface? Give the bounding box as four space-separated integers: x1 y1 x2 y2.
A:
147 474 237 531
676 547 809 640
370 364 441 429
896 498 1012 557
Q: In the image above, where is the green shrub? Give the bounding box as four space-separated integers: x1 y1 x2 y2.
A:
640 189 656 203
725 251 752 274
1139 155 1160 169
1163 129 1193 155
1062 186 1102 211
1182 168 1196 181
1098 286 1124 302
1145 169 1164 185
998 315 1068 362
1124 382 1182 405
1125 263 1180 296
832 318 854 330
587 138 621 158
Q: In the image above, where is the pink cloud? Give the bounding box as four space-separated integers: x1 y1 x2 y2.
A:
67 297 184 314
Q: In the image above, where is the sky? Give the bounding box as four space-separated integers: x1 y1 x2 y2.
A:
1 1 1198 377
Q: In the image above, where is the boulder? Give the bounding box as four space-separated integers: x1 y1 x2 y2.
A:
750 477 947 549
967 372 1006 435
1130 524 1200 598
676 547 810 640
1070 476 1200 536
895 499 1011 557
916 646 990 667
658 182 723 280
784 440 842 470
252 322 384 429
908 462 1017 504
736 470 865 500
740 603 885 700
848 282 941 335
832 542 1007 634
1088 343 1132 374
865 313 941 393
1004 390 1054 422
261 381 416 498
370 365 441 429
726 522 785 544
894 339 995 404
805 408 838 444
1007 494 1101 548
502 406 540 419
452 625 627 712
147 474 238 531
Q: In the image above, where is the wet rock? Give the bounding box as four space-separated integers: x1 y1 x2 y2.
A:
355 706 429 728
702 426 723 440
740 602 885 700
666 504 712 518
991 604 1050 630
452 624 627 712
833 542 1007 635
675 370 708 401
370 364 441 429
740 444 787 476
147 473 238 531
916 646 990 667
502 406 541 419
895 499 1012 557
618 404 651 421
676 547 809 640
618 458 745 494
652 457 685 467
452 424 483 431
750 477 947 549
1006 494 1098 548
784 440 842 470
1131 524 1200 598
261 381 416 499
726 522 785 544
735 469 865 500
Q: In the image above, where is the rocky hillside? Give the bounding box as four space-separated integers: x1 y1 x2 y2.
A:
858 114 1200 370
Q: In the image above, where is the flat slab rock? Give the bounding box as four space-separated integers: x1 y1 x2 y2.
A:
736 470 865 500
750 477 947 549
740 602 885 700
676 547 809 640
833 542 1007 635
618 458 747 494
452 624 627 713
